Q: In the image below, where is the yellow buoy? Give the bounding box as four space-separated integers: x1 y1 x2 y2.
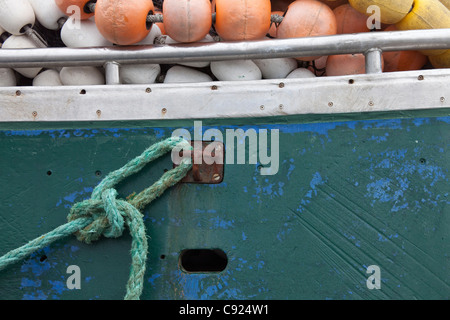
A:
396 0 450 56
429 50 450 68
348 0 414 24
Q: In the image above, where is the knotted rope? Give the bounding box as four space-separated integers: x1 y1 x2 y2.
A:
0 137 193 300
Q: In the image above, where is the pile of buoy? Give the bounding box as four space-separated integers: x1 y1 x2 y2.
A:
0 0 449 87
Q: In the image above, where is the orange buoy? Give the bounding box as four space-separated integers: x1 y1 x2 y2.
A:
268 11 284 37
95 0 154 45
326 53 384 76
214 0 271 41
276 0 337 61
382 26 428 72
383 50 428 72
55 0 94 20
334 4 371 34
163 0 211 43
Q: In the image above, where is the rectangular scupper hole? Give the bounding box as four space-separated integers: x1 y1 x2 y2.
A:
179 249 228 273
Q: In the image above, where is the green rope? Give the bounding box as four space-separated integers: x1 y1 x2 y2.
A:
0 137 193 300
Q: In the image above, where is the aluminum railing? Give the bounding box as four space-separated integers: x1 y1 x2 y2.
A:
1 28 450 84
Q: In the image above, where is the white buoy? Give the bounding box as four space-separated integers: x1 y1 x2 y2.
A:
286 68 316 79
61 16 112 48
120 64 161 84
253 58 298 79
60 67 105 85
2 35 42 78
211 60 262 81
33 69 63 86
28 0 66 30
0 0 36 35
0 68 17 86
164 66 213 83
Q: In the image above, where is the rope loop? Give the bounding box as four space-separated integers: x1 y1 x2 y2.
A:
0 136 193 300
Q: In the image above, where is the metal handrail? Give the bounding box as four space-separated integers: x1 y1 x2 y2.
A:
0 28 449 82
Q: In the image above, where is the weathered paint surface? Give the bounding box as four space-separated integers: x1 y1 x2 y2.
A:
0 112 448 300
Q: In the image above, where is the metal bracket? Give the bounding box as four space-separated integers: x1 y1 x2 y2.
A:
174 141 224 184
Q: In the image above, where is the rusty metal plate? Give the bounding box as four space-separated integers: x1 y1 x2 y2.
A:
174 141 224 184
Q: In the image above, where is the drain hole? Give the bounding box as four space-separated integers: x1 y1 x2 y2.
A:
179 249 227 273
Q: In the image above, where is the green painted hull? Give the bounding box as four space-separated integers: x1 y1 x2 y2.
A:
0 109 449 300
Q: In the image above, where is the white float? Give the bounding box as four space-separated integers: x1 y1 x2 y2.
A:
164 66 213 83
0 0 36 35
2 35 42 78
210 60 262 81
33 69 63 86
60 67 105 85
253 58 298 79
28 0 66 30
286 68 317 79
0 68 17 86
120 64 161 84
61 16 112 48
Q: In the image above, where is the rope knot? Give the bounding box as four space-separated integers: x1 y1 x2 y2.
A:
67 188 129 244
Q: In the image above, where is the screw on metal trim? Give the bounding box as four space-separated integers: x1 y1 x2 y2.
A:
162 108 167 114
279 82 285 88
418 75 424 80
211 85 218 90
369 101 374 106
440 97 445 102
279 104 284 110
15 90 21 96
260 105 265 110
146 88 152 93
96 110 102 116
328 102 333 107
32 111 38 117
